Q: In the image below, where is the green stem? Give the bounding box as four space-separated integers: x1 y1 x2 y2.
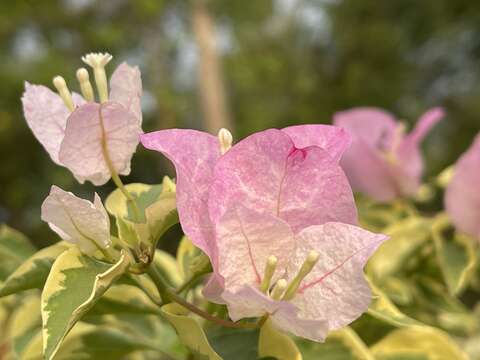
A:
166 289 257 329
98 106 141 221
147 265 256 329
147 264 171 303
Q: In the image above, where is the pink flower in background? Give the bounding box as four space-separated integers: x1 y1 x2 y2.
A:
334 107 444 202
445 134 480 240
41 185 111 254
142 126 387 340
22 53 143 186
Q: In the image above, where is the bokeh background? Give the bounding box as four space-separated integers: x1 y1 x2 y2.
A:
1 0 479 247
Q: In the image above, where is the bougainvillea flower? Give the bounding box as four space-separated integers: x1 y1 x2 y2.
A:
41 185 111 254
445 134 480 240
333 107 444 201
141 127 356 270
216 206 387 341
22 53 143 185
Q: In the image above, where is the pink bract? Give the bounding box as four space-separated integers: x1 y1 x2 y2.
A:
141 125 387 340
445 134 480 240
21 62 143 185
334 107 444 201
216 207 386 341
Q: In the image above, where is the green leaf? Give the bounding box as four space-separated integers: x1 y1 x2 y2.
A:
297 337 356 360
89 284 160 316
371 326 468 360
258 318 301 360
160 303 222 360
41 247 131 360
367 217 432 281
143 192 178 241
106 183 164 223
207 327 259 360
432 215 477 295
107 182 178 252
0 224 36 280
153 249 183 287
22 322 150 360
329 327 375 360
0 242 69 297
177 236 200 280
55 323 151 360
367 280 422 327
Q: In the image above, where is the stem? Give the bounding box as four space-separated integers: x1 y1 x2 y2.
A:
147 264 171 303
166 289 257 329
147 265 256 329
98 106 141 221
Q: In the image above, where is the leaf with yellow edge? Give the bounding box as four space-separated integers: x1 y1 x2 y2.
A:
105 183 164 223
89 284 160 316
160 303 222 360
0 242 70 297
22 322 149 360
153 249 183 287
107 182 178 251
432 214 478 295
41 247 131 360
8 295 42 358
367 279 422 327
371 326 468 360
177 236 200 280
258 318 302 360
329 327 374 360
367 217 432 281
0 224 36 281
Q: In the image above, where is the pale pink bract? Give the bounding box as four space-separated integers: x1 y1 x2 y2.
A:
334 107 444 201
41 185 111 254
445 134 480 240
21 62 143 186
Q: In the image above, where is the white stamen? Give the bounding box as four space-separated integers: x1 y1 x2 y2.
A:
52 76 74 112
271 279 287 300
76 68 94 102
282 250 320 300
81 52 112 103
218 128 233 154
259 255 278 293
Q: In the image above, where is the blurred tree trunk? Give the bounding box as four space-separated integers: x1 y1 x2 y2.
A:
191 0 233 133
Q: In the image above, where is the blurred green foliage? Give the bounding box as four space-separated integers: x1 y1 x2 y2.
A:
0 0 479 246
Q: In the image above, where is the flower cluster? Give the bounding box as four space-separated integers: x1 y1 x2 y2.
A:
20 52 479 360
22 53 142 185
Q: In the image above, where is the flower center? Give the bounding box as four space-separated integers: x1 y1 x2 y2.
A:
52 52 113 110
82 52 113 103
259 250 320 301
381 122 406 166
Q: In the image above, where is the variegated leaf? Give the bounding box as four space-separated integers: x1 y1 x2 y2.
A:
0 242 69 297
41 247 131 360
0 224 36 281
258 318 302 360
160 303 222 360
